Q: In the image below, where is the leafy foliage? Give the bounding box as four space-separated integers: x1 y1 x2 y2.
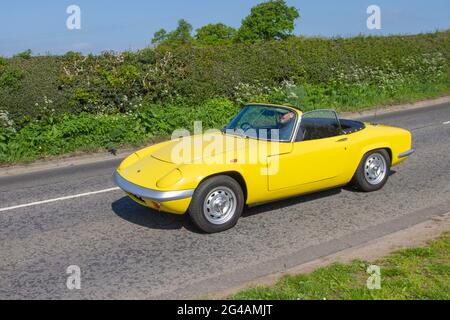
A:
151 0 299 46
0 98 239 163
0 65 24 89
13 49 32 60
1 29 448 123
152 19 194 46
152 29 169 45
196 23 237 45
236 0 300 42
0 30 448 163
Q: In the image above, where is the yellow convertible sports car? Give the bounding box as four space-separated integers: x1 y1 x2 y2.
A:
114 104 414 233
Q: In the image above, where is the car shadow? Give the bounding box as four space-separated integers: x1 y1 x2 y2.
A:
242 187 343 218
342 169 397 193
112 173 395 232
112 188 344 232
111 197 195 232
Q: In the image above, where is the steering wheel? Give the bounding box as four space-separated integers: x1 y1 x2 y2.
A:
240 122 253 131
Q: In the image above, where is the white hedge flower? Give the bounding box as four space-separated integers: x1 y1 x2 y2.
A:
0 110 16 132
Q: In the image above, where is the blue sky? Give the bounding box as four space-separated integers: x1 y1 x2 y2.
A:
0 0 449 56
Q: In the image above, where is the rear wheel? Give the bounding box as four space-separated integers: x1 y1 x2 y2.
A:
189 176 244 233
351 149 391 192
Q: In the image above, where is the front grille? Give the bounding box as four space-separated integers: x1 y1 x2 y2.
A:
133 194 145 203
127 193 146 204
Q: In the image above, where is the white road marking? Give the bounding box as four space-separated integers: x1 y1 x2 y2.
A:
443 121 450 125
0 187 121 213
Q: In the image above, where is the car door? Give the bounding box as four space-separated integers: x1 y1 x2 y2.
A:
268 110 349 191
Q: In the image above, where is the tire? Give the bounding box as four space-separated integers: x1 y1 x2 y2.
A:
351 149 391 192
189 175 244 233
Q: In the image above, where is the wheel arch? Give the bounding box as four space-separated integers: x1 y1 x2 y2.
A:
384 148 393 165
350 145 393 181
199 171 248 203
359 144 393 166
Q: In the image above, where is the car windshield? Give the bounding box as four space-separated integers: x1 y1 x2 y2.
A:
224 105 297 142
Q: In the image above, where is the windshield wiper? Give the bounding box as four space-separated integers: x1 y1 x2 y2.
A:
235 128 250 139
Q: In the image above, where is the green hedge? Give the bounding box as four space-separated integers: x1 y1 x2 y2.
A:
0 31 449 163
0 31 448 122
0 99 239 163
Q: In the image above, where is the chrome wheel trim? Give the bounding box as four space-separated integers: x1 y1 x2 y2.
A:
203 187 237 225
364 153 387 185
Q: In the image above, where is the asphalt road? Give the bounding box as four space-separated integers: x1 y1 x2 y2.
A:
0 102 449 299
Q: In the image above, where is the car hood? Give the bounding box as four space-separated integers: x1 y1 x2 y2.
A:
118 132 292 189
151 132 246 164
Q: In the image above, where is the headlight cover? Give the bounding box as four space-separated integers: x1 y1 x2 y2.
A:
157 169 183 189
118 153 140 171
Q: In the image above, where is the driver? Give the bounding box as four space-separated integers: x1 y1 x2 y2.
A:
277 111 296 141
279 111 295 125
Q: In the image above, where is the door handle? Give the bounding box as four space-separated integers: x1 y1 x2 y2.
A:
336 138 348 142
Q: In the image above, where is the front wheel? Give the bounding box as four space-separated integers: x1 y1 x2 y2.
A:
351 149 391 192
189 176 244 233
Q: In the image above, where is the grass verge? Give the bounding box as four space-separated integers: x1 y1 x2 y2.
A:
232 232 450 300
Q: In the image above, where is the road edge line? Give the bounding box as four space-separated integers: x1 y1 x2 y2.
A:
0 187 121 213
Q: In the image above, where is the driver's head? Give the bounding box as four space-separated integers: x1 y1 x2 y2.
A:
279 111 295 125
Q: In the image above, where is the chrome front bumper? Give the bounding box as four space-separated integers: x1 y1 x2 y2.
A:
114 172 195 202
398 149 416 159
